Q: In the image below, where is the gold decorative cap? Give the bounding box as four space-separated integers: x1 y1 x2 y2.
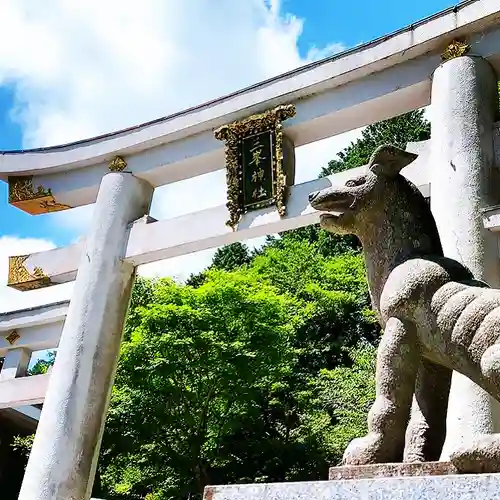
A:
109 156 127 172
8 176 70 215
5 330 20 345
8 255 52 291
441 40 470 61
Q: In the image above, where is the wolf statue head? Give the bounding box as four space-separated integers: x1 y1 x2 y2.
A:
308 145 441 254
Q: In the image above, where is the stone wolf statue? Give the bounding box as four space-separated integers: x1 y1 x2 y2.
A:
309 145 500 473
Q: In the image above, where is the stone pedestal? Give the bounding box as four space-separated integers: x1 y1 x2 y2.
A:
429 54 500 459
328 461 457 480
203 473 500 500
205 463 500 499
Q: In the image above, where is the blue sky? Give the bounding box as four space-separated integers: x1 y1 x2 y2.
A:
0 0 456 311
288 0 457 57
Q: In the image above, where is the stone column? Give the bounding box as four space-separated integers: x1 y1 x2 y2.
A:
18 172 154 500
0 348 30 380
429 54 500 459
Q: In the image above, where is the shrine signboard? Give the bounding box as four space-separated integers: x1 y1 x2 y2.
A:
215 104 296 229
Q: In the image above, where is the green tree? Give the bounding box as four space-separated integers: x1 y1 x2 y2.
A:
211 242 252 271
97 238 380 499
28 350 57 375
318 344 376 461
186 243 252 288
249 238 379 373
123 276 156 341
99 272 303 499
14 249 378 499
11 434 35 460
261 225 361 259
320 109 430 177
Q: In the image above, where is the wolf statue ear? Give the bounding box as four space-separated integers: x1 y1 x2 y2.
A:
368 145 418 178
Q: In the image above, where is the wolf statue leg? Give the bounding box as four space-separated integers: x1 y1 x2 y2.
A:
342 317 420 465
403 359 452 462
449 344 500 473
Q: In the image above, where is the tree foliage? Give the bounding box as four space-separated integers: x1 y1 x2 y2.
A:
186 242 253 288
211 242 252 271
99 240 379 499
320 109 430 177
11 434 35 460
28 351 57 376
100 272 301 499
318 344 377 458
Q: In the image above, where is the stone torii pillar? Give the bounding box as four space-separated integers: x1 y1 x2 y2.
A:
429 47 500 459
18 167 154 500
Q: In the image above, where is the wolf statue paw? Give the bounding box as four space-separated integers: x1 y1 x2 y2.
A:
449 434 500 473
342 433 394 466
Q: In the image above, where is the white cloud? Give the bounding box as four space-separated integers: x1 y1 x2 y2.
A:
0 0 345 147
0 0 364 309
0 236 72 313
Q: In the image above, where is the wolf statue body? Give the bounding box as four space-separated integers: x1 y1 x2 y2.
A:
309 145 500 473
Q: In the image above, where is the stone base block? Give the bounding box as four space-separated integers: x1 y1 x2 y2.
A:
204 472 500 500
328 461 458 480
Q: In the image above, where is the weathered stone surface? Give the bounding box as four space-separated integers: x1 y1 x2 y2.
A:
204 474 500 500
308 144 500 473
430 54 500 462
328 461 457 480
18 172 154 500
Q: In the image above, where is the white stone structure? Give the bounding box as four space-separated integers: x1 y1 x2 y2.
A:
0 301 67 410
17 173 153 500
430 53 500 458
2 1 500 498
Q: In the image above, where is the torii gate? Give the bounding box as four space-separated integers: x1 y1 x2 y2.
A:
3 1 500 498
